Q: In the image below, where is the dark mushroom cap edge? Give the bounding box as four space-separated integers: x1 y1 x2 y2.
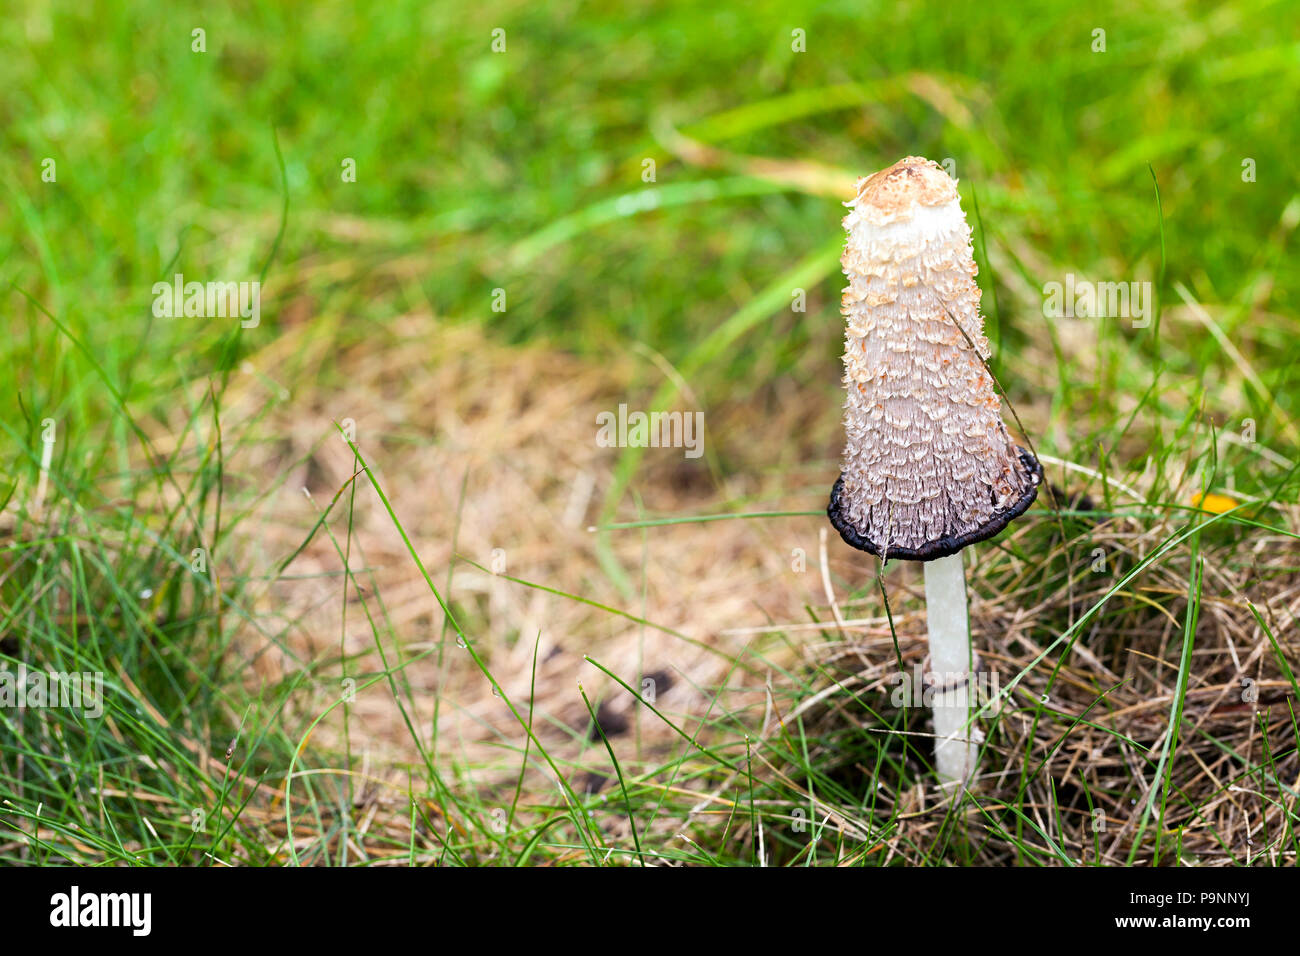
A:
827 448 1044 562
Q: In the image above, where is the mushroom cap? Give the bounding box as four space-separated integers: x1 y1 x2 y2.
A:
849 155 961 226
828 157 1041 561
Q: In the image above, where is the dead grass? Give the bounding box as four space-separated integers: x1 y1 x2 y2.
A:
173 315 831 778
141 300 1300 865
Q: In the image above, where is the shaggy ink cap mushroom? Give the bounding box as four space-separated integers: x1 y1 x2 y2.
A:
827 157 1042 561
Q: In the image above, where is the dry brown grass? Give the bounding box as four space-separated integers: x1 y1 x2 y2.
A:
185 314 831 778
149 303 1300 865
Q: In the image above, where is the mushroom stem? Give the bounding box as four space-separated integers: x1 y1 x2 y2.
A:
922 551 979 789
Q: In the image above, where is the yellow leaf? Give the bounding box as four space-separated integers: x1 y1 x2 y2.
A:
1191 492 1238 514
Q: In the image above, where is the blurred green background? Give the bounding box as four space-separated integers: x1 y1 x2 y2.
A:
3 0 1298 441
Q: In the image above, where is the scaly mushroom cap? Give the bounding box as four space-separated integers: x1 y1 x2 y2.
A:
828 157 1041 561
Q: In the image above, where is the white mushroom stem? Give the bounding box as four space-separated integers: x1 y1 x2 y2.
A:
922 551 979 789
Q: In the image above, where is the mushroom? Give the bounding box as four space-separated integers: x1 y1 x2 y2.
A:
827 157 1042 790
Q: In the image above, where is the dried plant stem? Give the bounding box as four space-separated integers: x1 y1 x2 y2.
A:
33 433 54 517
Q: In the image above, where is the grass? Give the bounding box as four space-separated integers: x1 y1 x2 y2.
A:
2 0 1298 866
